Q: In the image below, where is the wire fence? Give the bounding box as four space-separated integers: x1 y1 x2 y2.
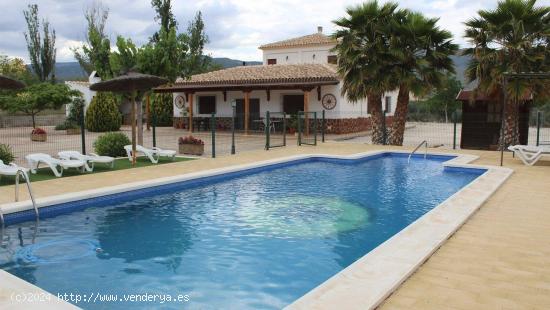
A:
1 108 549 166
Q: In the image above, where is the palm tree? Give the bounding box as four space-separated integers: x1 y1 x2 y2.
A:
387 12 458 146
333 1 398 144
463 0 549 147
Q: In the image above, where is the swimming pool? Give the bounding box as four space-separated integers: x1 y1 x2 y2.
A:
0 153 486 309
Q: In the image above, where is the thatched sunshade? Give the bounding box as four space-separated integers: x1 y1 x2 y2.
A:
0 75 26 90
90 72 168 164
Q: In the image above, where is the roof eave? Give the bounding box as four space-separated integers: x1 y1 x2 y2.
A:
154 80 339 93
259 42 336 50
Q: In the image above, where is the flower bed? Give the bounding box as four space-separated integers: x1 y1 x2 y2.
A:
178 136 204 156
31 128 47 142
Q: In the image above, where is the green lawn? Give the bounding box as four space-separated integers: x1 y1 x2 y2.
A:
0 156 194 187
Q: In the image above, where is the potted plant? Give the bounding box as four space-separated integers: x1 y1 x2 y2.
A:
31 127 47 142
287 114 298 135
178 136 204 156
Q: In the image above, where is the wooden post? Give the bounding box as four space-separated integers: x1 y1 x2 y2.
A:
244 91 250 135
188 93 194 132
304 89 310 136
146 94 151 131
131 92 137 165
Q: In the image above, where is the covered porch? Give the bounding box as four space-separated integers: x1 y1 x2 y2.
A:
154 64 340 134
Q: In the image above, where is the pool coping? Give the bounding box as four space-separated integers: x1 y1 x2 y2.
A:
0 150 513 310
287 151 513 310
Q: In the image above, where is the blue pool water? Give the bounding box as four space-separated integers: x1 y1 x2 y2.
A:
0 153 484 309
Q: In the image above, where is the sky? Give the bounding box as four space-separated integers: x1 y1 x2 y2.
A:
1 0 549 63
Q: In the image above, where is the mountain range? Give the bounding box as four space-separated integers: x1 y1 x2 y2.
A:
46 58 262 81
43 55 470 83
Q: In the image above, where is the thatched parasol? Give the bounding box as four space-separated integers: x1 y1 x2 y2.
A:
90 72 168 164
0 75 26 90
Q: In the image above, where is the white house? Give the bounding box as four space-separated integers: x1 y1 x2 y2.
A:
64 71 101 116
157 26 399 134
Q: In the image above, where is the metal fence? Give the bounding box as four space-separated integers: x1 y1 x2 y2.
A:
265 111 287 150
530 110 550 146
2 108 549 166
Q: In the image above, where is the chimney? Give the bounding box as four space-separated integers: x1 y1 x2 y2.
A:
317 26 323 34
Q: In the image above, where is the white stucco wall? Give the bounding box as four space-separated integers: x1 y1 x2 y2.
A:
65 72 102 116
64 82 95 116
262 45 336 65
172 84 398 119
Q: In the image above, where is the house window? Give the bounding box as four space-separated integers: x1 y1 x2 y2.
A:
198 96 216 114
385 96 392 113
283 95 304 114
327 55 337 64
267 58 277 65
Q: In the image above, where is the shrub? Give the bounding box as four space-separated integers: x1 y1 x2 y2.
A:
0 144 15 164
55 120 79 130
93 132 131 157
151 93 174 126
86 92 122 132
31 128 46 135
68 97 85 123
55 123 67 130
178 136 204 145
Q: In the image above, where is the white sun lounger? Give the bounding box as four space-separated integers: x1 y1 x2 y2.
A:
508 145 550 166
124 145 176 164
25 153 86 177
58 151 115 172
0 160 30 181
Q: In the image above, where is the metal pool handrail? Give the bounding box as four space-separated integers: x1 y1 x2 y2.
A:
2 169 39 227
408 140 428 164
14 169 39 220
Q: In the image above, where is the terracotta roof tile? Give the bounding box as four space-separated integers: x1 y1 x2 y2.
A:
174 64 339 86
259 33 336 49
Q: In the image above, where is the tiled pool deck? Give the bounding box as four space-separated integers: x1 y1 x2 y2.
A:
1 142 549 309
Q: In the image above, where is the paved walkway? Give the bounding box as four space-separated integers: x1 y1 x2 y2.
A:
380 150 550 309
1 143 549 309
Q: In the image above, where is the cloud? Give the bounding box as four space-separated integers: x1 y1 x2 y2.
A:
1 0 548 63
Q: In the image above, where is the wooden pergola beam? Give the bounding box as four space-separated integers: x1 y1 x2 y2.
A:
186 92 194 132
303 88 313 136
244 90 250 135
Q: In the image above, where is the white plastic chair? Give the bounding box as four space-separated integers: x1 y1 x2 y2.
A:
508 145 550 166
25 153 86 177
124 145 176 164
0 160 30 181
58 151 115 172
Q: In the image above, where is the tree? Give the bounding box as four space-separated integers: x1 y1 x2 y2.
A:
424 74 463 122
139 28 184 82
179 12 214 77
109 36 145 142
23 4 56 82
0 54 35 84
333 1 398 144
85 92 122 132
387 11 458 145
150 0 177 43
110 36 139 75
72 1 112 78
463 0 550 147
0 83 79 128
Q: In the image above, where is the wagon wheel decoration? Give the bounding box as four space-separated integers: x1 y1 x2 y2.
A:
174 95 186 109
322 94 337 110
